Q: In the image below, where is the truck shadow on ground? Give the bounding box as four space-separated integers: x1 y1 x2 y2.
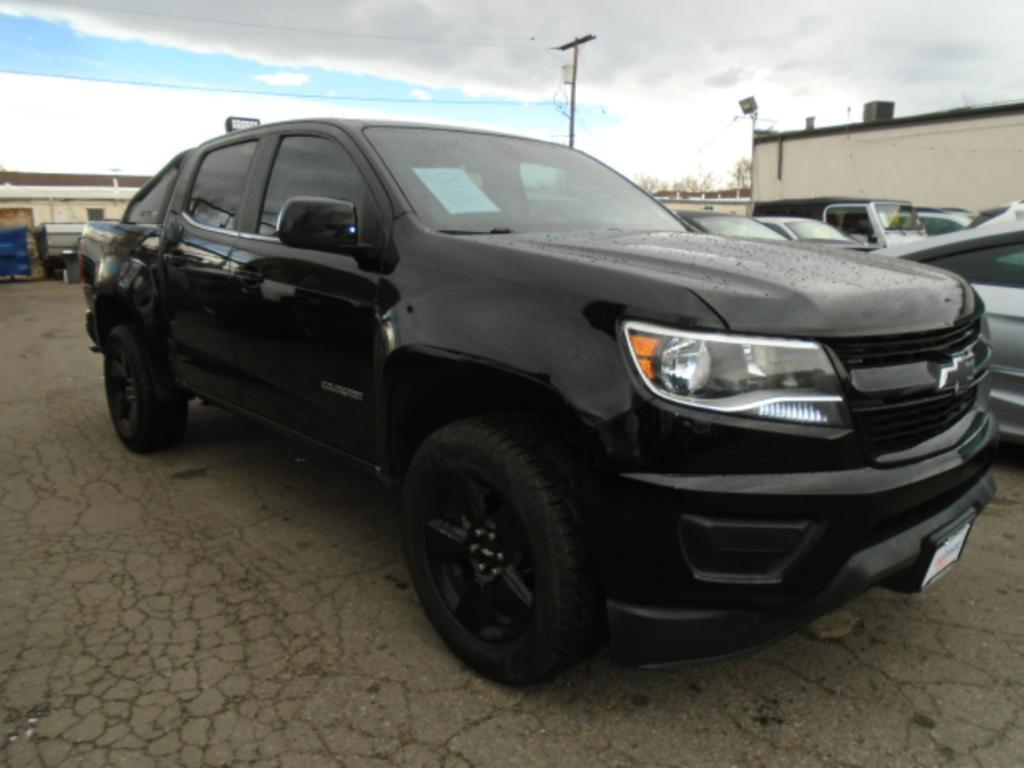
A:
175 404 1013 700
8 394 1014 767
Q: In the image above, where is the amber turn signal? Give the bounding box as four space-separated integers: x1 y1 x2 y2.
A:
626 331 661 381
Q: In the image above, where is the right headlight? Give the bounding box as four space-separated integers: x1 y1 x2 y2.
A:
622 320 849 426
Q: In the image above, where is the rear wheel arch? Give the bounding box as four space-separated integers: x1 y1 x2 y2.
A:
102 324 188 452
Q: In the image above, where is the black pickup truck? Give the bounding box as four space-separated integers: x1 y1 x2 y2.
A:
80 120 996 685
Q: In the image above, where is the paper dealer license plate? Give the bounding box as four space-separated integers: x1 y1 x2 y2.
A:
921 522 971 589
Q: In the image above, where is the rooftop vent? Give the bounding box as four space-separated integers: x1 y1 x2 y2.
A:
863 101 895 123
805 116 816 130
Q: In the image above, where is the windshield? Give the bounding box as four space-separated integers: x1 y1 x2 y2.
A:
876 203 923 232
787 220 852 241
365 127 684 234
697 216 787 240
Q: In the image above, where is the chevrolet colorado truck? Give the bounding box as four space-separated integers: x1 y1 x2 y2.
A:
80 120 997 685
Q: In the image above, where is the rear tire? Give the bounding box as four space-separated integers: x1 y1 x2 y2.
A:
103 325 188 452
401 416 599 685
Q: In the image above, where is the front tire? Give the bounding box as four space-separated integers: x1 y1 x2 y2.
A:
103 325 188 452
401 416 599 685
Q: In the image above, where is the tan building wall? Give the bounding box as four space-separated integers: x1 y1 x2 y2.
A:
753 108 1024 211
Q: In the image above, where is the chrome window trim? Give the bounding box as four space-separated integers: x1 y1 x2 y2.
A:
180 212 281 244
181 211 241 238
238 230 279 243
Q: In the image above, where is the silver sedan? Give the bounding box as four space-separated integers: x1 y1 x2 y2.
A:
883 221 1024 444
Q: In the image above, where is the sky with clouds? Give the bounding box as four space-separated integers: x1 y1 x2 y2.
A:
1 0 1022 185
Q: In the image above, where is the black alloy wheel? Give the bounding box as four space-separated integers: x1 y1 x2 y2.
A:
106 346 140 437
402 416 599 685
424 470 535 644
103 325 189 452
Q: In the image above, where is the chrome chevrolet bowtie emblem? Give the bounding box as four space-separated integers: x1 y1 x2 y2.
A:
936 351 975 395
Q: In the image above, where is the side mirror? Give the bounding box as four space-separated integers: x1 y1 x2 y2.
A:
164 217 184 246
278 197 362 254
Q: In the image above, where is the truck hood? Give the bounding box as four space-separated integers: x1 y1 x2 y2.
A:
496 230 975 337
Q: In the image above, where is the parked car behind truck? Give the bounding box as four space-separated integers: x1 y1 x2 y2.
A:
755 216 868 251
884 220 1024 444
37 222 86 278
674 210 787 240
80 120 996 684
754 197 926 248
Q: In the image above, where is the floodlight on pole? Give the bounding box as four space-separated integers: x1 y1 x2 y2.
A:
554 34 596 148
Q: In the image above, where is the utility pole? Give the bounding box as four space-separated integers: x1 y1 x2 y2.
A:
738 97 758 213
554 34 596 148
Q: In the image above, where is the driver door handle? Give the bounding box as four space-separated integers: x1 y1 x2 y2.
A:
234 266 264 286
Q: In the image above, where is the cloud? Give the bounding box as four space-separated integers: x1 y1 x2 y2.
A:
410 88 432 100
1 0 1022 180
253 71 309 87
0 72 508 174
704 67 756 89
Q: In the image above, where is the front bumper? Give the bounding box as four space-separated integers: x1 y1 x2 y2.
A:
591 413 998 666
608 470 993 666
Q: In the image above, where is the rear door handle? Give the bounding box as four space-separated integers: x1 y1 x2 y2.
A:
168 252 187 268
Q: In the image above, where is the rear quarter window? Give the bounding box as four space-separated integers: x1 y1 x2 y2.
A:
124 164 180 225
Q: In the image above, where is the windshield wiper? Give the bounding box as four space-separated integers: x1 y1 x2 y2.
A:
439 227 514 235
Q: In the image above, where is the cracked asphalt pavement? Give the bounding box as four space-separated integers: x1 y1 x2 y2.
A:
2 281 1023 767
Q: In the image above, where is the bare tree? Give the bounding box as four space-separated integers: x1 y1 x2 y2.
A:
633 174 670 194
676 171 718 195
728 157 752 190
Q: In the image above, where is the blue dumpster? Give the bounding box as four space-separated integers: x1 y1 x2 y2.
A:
0 227 31 278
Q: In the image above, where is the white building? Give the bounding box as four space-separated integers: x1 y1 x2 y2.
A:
0 172 145 229
752 101 1024 211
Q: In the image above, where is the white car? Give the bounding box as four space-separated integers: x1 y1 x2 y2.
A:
917 208 974 237
970 199 1024 229
755 216 867 250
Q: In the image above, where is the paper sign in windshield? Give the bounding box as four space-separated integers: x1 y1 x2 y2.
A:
412 168 500 215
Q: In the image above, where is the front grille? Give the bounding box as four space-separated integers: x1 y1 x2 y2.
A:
852 387 977 456
826 319 981 368
824 317 983 457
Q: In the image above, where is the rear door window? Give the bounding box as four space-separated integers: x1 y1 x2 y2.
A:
929 243 1024 288
187 141 257 231
826 205 874 241
259 135 367 236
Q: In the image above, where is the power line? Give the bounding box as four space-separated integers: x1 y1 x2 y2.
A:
696 116 741 154
24 0 561 49
0 68 551 106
